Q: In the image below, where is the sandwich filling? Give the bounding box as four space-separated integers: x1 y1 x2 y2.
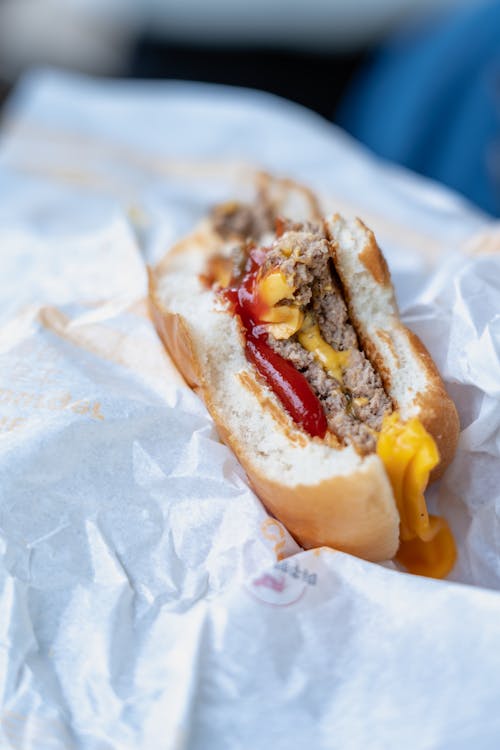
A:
204 209 456 579
213 219 393 453
261 224 392 453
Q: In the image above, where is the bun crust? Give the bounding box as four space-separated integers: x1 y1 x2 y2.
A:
148 200 458 562
247 464 399 560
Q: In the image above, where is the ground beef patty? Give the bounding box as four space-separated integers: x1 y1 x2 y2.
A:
264 225 393 453
212 196 275 241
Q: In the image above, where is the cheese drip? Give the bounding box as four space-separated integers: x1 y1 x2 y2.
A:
377 414 456 579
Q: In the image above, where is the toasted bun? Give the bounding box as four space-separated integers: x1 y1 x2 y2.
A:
150 221 401 562
325 215 460 478
149 205 458 561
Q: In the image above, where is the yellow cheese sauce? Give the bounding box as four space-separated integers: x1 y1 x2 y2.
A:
377 414 456 578
257 271 304 339
257 270 294 307
298 314 350 383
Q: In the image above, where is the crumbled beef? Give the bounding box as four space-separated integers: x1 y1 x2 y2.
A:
212 197 275 241
275 217 324 237
312 264 358 351
270 336 381 453
262 230 329 307
264 223 392 453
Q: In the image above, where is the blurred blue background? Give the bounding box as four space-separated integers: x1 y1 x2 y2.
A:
338 2 500 217
0 0 497 215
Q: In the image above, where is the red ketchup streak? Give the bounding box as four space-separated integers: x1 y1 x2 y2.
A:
223 252 327 439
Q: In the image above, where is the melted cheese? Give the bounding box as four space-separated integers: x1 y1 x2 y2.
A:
395 515 456 579
377 413 456 578
257 271 304 339
298 314 350 383
262 307 304 340
258 271 294 307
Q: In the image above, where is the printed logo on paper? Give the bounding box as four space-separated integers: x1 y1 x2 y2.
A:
246 559 318 606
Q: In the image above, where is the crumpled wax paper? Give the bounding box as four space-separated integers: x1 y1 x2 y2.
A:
0 69 500 750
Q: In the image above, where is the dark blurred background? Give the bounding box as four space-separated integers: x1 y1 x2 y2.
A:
0 0 498 214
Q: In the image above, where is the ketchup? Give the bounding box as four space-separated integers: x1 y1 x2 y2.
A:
245 336 327 438
223 252 327 439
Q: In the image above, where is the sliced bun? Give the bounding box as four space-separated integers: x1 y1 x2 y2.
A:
148 207 458 561
150 221 401 561
325 215 459 478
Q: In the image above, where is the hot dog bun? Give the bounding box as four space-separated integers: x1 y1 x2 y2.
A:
149 198 459 563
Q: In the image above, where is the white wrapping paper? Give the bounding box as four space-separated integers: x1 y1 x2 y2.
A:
1 69 500 749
